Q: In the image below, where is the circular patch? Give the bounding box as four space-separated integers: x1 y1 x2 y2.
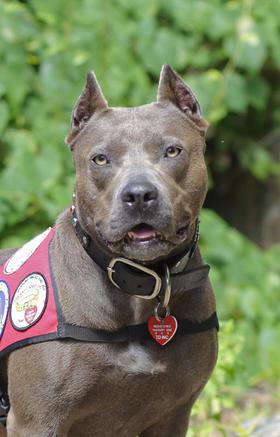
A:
0 281 9 338
11 273 48 331
4 228 51 275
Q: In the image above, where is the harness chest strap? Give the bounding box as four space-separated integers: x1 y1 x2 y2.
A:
59 312 219 343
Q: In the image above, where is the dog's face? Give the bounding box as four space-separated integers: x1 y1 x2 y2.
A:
67 65 208 262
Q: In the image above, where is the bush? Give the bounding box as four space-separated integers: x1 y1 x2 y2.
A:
189 210 280 434
1 0 280 245
189 320 245 436
201 209 280 383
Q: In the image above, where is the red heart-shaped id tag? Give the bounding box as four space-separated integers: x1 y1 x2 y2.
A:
148 315 178 346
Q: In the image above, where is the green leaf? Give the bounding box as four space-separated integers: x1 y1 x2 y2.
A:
224 72 248 113
246 76 269 110
137 25 191 74
0 101 9 134
224 17 267 72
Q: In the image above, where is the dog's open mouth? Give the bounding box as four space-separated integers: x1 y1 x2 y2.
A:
124 223 189 244
102 221 191 260
125 224 162 243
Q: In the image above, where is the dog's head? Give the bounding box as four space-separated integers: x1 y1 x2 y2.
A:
66 65 208 263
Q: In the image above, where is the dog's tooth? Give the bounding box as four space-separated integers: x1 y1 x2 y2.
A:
127 232 134 240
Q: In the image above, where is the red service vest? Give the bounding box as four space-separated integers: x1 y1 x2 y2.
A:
0 228 60 358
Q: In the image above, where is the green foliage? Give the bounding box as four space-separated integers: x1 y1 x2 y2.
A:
189 320 245 436
0 0 280 246
201 209 280 383
189 210 280 434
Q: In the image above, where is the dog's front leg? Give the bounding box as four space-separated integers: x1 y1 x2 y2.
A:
139 404 190 437
6 407 68 437
139 391 200 437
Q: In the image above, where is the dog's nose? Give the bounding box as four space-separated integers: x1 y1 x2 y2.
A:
121 181 158 210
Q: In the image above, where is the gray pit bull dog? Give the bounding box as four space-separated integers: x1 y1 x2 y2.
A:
0 64 218 436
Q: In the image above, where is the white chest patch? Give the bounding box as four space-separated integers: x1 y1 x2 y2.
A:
116 344 167 375
4 228 51 275
10 273 48 331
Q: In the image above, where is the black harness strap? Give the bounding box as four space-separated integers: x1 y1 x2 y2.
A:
0 387 9 425
59 312 219 344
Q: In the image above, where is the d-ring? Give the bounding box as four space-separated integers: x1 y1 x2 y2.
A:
154 302 170 321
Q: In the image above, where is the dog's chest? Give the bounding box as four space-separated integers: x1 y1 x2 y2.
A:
61 333 215 435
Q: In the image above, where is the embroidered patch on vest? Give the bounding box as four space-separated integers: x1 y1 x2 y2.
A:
4 228 51 275
0 281 9 338
10 273 48 331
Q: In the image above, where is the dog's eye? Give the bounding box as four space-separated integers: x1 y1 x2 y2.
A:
165 146 182 158
92 154 109 166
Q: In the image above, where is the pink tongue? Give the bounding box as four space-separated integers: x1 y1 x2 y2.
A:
128 224 156 241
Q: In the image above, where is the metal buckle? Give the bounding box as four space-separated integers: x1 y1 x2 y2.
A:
107 257 162 300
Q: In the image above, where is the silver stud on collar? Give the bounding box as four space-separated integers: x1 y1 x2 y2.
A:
82 235 88 247
72 217 78 227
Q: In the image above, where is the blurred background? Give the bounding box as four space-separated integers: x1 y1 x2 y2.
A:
0 0 279 435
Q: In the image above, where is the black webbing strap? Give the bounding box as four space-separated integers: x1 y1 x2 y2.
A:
0 314 219 424
0 386 9 424
177 312 219 334
59 312 219 344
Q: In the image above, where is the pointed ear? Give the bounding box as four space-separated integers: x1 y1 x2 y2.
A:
157 64 208 133
66 71 108 147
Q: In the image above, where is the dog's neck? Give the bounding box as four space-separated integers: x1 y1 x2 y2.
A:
51 209 215 330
